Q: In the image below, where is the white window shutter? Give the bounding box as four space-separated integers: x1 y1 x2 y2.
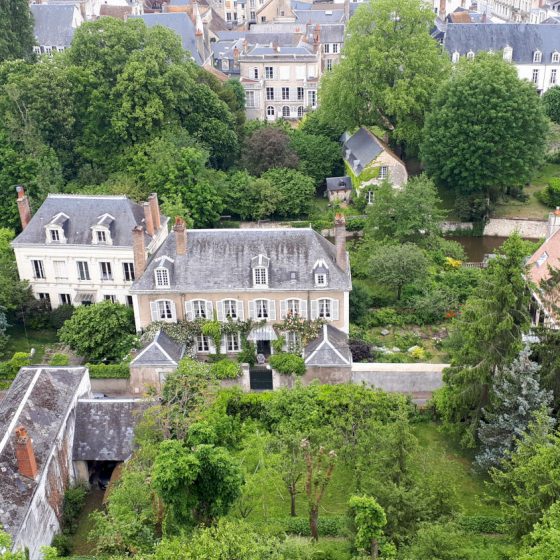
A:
208 337 216 353
300 299 308 319
217 300 225 321
150 301 158 321
280 300 287 319
219 335 227 354
206 300 213 319
185 300 193 320
310 300 318 320
170 301 177 322
249 300 256 320
268 300 276 321
237 300 244 320
332 299 339 321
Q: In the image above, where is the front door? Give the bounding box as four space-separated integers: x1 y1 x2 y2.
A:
256 339 271 357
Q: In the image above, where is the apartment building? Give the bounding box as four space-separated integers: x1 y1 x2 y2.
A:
11 189 168 308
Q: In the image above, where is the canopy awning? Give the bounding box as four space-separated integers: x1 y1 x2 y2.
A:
247 325 278 342
74 292 95 304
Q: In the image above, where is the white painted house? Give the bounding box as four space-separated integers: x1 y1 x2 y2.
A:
11 189 168 309
444 23 560 94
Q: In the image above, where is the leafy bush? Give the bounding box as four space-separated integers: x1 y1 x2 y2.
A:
49 353 70 366
456 515 506 534
267 516 346 537
346 217 366 231
349 339 373 362
546 148 560 164
62 485 88 533
366 307 405 328
269 353 306 376
51 533 72 556
535 177 560 208
22 298 51 330
409 346 427 361
237 341 256 366
376 352 414 363
49 304 75 330
349 282 373 324
86 363 129 378
210 359 242 379
311 219 332 232
0 352 31 379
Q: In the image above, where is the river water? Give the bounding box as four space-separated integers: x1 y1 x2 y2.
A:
447 236 539 262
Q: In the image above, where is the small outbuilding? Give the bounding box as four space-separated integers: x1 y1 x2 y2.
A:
326 176 352 204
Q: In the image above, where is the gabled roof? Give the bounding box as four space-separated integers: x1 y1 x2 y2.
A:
130 13 202 64
527 226 560 286
131 330 185 367
131 228 352 293
12 194 163 248
343 127 384 173
72 398 151 461
30 3 80 47
326 176 352 191
304 324 352 366
444 23 560 64
0 367 89 539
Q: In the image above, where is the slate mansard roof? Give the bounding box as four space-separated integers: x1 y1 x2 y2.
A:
72 399 150 461
131 228 352 293
342 127 384 175
0 367 89 539
12 194 161 248
30 4 78 48
444 23 560 63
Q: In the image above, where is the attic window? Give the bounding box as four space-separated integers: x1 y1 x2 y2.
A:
155 267 170 288
466 50 475 61
452 51 460 63
503 46 513 62
534 50 542 63
315 273 328 287
97 230 107 243
49 229 60 242
290 271 297 282
536 251 549 267
553 51 560 63
254 266 268 286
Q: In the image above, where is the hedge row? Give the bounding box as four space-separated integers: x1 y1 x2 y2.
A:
457 514 506 534
85 363 130 379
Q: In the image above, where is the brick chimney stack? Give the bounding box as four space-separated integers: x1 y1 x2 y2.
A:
174 217 186 256
334 213 347 272
14 426 38 479
16 186 32 230
132 225 147 277
143 202 155 236
148 193 161 231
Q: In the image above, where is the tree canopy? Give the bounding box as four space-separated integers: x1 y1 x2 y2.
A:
0 0 34 63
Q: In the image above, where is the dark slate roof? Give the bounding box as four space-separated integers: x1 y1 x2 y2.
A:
12 195 158 247
131 330 185 366
247 43 315 56
131 228 351 292
343 127 383 174
326 176 352 191
130 13 202 64
30 4 78 47
294 9 345 23
443 23 560 63
0 367 89 539
320 23 345 43
72 399 151 461
304 324 351 366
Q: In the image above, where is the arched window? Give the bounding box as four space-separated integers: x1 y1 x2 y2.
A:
154 267 170 288
297 106 304 117
282 106 290 117
451 51 460 63
534 50 542 63
193 300 208 319
267 106 275 116
552 51 560 63
224 299 238 319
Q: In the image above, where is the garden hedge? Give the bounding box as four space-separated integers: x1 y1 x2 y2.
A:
86 363 130 379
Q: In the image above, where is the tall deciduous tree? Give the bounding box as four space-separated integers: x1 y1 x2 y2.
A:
543 86 560 125
320 0 449 151
440 234 532 447
475 347 552 472
0 228 31 315
421 53 548 215
242 127 299 176
348 495 387 559
0 0 34 62
261 168 316 218
58 300 136 362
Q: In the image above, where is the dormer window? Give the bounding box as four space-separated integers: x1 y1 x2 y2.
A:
553 51 560 63
251 254 270 287
45 212 68 243
155 267 170 288
315 273 328 287
96 230 107 243
503 46 513 62
466 50 475 61
534 50 542 63
49 229 60 242
452 51 460 63
313 259 329 287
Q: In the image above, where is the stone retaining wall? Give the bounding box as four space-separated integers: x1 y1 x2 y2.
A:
483 218 546 239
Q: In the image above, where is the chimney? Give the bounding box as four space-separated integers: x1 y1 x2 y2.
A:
174 217 186 256
243 38 248 54
547 207 560 239
132 225 147 277
143 202 155 236
16 186 32 230
14 426 38 479
233 46 240 61
314 24 320 45
334 213 347 271
148 192 161 231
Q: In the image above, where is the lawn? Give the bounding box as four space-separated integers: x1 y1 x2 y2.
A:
4 324 58 364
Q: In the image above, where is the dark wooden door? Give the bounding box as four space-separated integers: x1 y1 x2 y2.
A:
250 366 273 390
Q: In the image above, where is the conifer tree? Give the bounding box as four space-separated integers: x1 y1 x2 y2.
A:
475 347 552 472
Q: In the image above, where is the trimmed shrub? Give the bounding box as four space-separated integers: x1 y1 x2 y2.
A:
457 515 506 534
49 353 70 366
346 217 366 231
269 353 306 376
86 363 129 379
210 359 242 379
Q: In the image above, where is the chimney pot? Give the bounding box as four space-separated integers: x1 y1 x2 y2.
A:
174 217 187 256
132 226 147 277
334 213 347 272
143 202 155 236
148 193 161 231
16 186 32 230
14 426 38 480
